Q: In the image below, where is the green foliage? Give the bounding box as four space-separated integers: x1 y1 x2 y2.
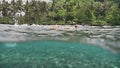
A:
106 4 120 25
0 17 13 24
56 9 66 21
92 20 107 25
0 0 120 25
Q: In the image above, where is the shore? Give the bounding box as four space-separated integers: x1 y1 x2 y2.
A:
0 24 120 42
0 24 120 53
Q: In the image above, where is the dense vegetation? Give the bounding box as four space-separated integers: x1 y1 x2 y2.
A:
0 0 120 25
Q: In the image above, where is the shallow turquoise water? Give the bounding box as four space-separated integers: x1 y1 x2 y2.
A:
0 40 120 68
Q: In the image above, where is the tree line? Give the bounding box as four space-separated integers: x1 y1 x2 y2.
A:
0 0 120 25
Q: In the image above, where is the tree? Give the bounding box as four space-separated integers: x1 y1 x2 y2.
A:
106 4 120 25
1 0 13 24
0 0 119 25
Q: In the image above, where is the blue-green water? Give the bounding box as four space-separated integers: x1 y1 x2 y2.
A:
0 24 120 68
0 40 120 68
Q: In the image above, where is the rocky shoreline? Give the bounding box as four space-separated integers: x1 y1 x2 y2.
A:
0 24 120 53
0 24 120 42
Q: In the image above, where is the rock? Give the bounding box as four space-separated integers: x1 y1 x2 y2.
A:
106 35 115 40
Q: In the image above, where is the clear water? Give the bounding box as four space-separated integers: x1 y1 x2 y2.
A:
0 24 120 68
0 40 120 68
